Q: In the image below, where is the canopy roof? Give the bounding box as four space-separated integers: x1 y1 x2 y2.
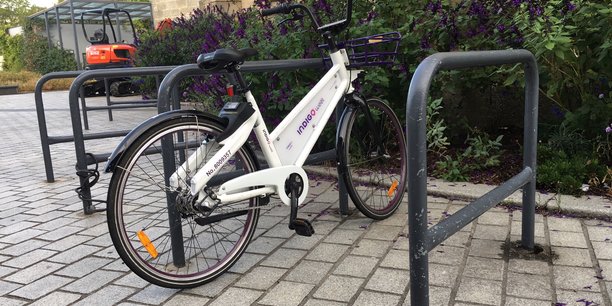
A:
29 0 152 22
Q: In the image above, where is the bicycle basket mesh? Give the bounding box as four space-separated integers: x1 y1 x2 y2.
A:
321 32 401 68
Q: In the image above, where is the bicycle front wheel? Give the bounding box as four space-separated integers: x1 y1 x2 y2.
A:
341 98 407 219
107 114 260 288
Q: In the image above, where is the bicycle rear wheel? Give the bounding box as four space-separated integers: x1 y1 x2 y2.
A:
107 114 260 288
341 98 407 219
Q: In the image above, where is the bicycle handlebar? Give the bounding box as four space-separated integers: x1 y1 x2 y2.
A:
261 4 293 17
261 0 353 34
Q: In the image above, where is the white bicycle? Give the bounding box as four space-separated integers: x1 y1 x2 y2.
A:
104 0 407 288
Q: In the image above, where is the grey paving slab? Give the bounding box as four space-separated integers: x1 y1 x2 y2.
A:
282 234 324 250
228 253 265 274
334 255 379 277
27 291 81 306
72 285 137 306
365 268 409 294
429 263 459 288
350 239 391 257
234 266 287 290
285 260 334 284
183 273 240 297
0 228 46 244
163 294 210 306
548 216 584 232
473 224 508 241
0 296 28 306
9 275 73 300
306 243 350 262
506 272 552 300
552 246 593 267
550 230 589 248
47 244 102 264
207 287 262 306
2 249 57 269
55 256 113 278
556 290 607 306
462 257 504 280
260 247 307 268
0 279 22 296
313 275 365 302
258 281 314 306
113 272 150 289
430 244 465 266
554 266 600 292
508 258 549 275
324 228 364 244
380 249 409 270
63 270 124 294
504 297 550 306
363 224 403 241
245 236 285 254
4 261 64 284
455 276 502 305
468 239 505 259
303 299 346 306
593 241 612 260
128 284 179 304
354 290 401 306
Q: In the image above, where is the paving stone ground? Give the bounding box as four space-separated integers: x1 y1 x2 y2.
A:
0 91 611 305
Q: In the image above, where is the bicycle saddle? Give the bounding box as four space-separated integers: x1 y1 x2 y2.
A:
197 48 258 71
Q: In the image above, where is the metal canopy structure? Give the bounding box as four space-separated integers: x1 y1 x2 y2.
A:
29 0 152 21
28 0 153 69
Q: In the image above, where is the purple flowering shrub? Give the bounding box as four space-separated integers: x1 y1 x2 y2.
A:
135 1 334 128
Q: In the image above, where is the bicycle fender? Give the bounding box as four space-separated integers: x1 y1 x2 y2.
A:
104 110 226 173
336 94 369 175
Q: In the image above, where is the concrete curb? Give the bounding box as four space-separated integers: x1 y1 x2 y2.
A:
304 166 612 220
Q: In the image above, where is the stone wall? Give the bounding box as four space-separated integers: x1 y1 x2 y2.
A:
151 0 254 25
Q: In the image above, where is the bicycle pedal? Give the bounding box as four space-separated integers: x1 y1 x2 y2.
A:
289 218 315 237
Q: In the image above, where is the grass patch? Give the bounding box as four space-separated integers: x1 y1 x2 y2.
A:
0 71 73 92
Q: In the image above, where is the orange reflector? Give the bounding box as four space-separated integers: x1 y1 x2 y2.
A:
137 230 158 258
388 180 399 198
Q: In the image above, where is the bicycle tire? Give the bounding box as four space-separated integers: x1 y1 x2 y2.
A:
341 98 407 219
107 114 260 288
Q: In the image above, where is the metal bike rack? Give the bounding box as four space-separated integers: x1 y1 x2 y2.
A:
35 70 168 183
405 49 538 305
80 76 160 130
67 66 178 214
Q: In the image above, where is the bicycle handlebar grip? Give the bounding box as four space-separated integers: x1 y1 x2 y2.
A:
261 4 291 17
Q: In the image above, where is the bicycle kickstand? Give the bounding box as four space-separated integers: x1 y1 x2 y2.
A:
287 173 315 237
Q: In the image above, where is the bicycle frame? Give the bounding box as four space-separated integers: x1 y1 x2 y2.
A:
169 49 360 206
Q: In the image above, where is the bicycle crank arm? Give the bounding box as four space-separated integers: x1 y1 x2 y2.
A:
194 210 248 226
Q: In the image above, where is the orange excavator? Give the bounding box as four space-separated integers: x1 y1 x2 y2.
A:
81 8 138 96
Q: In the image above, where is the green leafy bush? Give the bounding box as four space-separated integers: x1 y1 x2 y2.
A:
537 145 606 195
434 130 503 181
0 34 25 71
1 27 76 75
426 97 449 154
21 32 76 75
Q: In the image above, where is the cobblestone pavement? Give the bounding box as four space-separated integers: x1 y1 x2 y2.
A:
0 91 611 305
